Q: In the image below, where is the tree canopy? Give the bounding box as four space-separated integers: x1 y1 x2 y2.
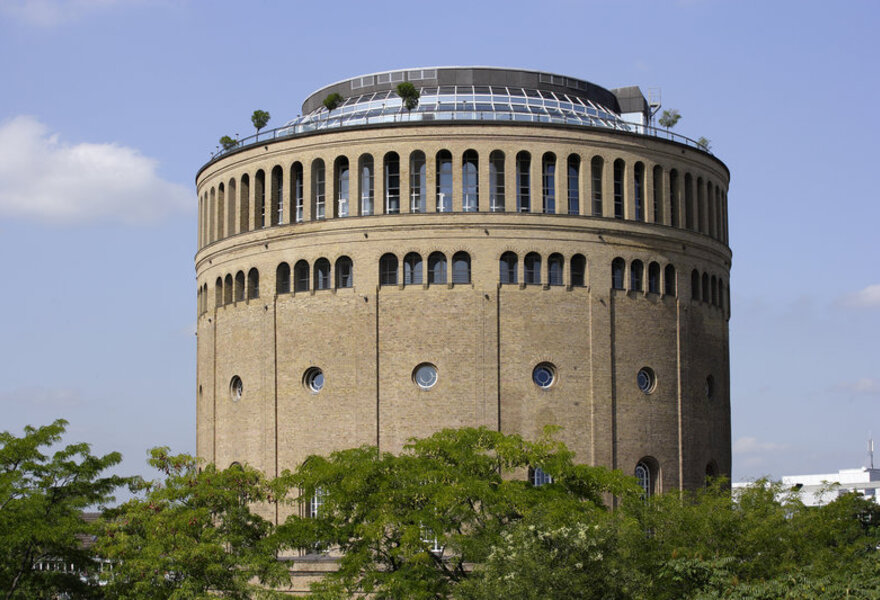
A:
251 109 271 137
658 108 681 130
396 82 420 111
323 93 343 113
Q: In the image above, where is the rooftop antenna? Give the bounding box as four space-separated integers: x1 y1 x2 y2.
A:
647 87 662 124
869 434 875 469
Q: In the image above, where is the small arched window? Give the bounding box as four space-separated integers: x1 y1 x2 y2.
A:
633 162 644 221
664 264 676 296
500 252 518 284
403 252 423 285
669 169 679 228
247 268 260 300
711 275 718 306
436 150 452 212
428 252 447 284
612 258 625 290
462 150 479 212
359 154 374 216
530 466 553 487
571 254 586 287
524 252 541 285
255 170 266 228
239 173 250 232
335 156 350 218
335 256 353 288
652 165 663 223
271 165 283 225
548 253 564 286
227 178 236 235
684 173 694 230
276 263 291 294
314 258 331 290
516 151 531 212
379 253 398 286
630 260 644 292
292 162 304 223
702 272 710 303
384 152 400 214
542 152 556 214
648 262 660 294
591 156 603 216
691 269 700 300
567 155 580 215
635 459 657 499
215 277 223 307
217 183 225 238
706 460 719 484
410 151 427 213
718 279 725 312
294 260 310 292
452 252 471 284
235 271 245 302
312 159 326 220
224 274 233 305
489 150 505 212
613 159 625 219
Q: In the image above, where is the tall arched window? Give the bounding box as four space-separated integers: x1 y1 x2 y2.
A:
359 155 374 216
215 277 222 307
335 256 353 288
435 150 452 212
500 252 518 284
271 165 283 225
208 188 215 243
634 162 644 221
516 151 531 212
292 162 304 223
235 271 245 301
384 152 400 214
630 260 644 292
612 258 625 290
452 252 471 284
217 183 225 239
652 165 663 223
335 157 349 218
706 181 715 237
294 260 310 292
719 279 725 313
684 173 694 230
702 272 710 303
227 178 236 235
567 155 580 215
542 152 556 214
403 252 423 285
648 262 660 294
462 150 479 212
312 159 326 220
524 252 541 285
669 169 679 228
224 274 233 305
635 459 657 499
239 173 250 232
314 258 331 290
247 268 260 299
379 253 398 286
489 150 505 212
548 253 563 286
571 254 586 287
276 263 290 294
613 159 624 219
591 156 603 216
664 264 676 296
711 275 718 306
409 151 426 213
691 269 700 300
428 252 447 284
697 177 705 233
255 170 266 228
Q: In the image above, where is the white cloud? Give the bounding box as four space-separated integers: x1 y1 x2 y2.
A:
837 378 880 396
0 0 126 27
0 116 191 224
839 284 880 309
0 386 83 410
733 436 787 454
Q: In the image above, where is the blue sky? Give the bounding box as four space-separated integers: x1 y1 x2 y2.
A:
1 0 877 484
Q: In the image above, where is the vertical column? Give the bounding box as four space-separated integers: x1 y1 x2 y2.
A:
503 149 515 213
645 163 656 224
624 162 635 221
451 149 463 213
580 153 589 216
602 155 614 219
478 148 490 213
375 154 386 215
301 160 312 223
352 156 362 217
400 150 411 214
426 149 437 213
555 153 566 215
529 151 540 213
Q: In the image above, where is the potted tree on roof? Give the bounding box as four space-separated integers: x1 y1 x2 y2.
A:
251 110 270 142
396 82 420 112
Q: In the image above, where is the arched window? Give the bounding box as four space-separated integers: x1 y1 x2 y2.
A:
208 188 215 242
684 173 694 230
312 159 326 220
516 151 531 212
530 466 553 487
612 258 625 290
409 151 426 213
524 252 541 285
691 269 700 300
379 253 398 286
335 256 353 288
255 170 266 228
706 181 715 237
428 252 447 284
542 152 556 214
452 252 471 284
630 260 644 292
548 253 563 286
489 150 505 212
235 271 245 301
591 156 603 216
215 277 223 307
435 150 452 212
217 183 225 238
276 263 290 294
462 150 479 212
718 279 725 312
500 252 518 284
706 460 719 483
227 178 236 235
702 272 710 302
648 262 660 294
664 264 676 296
384 152 400 214
247 268 260 299
697 177 705 233
335 157 349 218
224 274 233 305
571 254 586 287
711 275 718 305
271 165 283 225
634 162 645 221
239 173 250 232
635 459 657 499
652 165 663 224
669 169 679 228
359 155 374 216
613 159 624 219
567 155 580 215
292 162 304 223
294 260 310 292
314 259 331 290
403 252 423 285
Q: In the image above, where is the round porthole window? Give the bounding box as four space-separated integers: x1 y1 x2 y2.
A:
705 375 715 400
532 363 556 389
637 367 656 394
303 367 324 393
229 376 243 401
413 363 438 390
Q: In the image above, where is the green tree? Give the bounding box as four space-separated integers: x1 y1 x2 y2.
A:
658 109 681 131
97 449 289 600
396 82 420 111
219 135 238 151
251 109 271 140
323 92 343 113
0 419 131 600
697 136 711 151
274 427 635 600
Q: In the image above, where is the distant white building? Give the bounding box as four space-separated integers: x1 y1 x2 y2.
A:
780 467 880 507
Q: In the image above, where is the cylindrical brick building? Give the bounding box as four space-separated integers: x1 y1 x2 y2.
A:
195 67 731 501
